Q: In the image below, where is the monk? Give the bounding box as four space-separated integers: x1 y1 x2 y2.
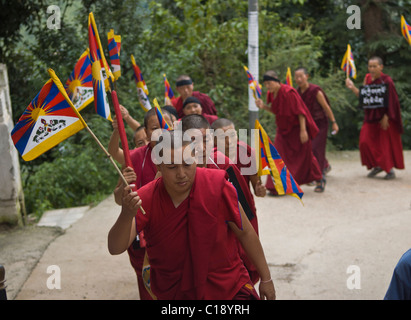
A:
211 118 266 198
345 56 404 179
181 96 218 125
110 107 173 300
133 125 148 149
181 114 260 284
171 74 217 118
294 67 339 192
108 130 276 300
255 70 322 194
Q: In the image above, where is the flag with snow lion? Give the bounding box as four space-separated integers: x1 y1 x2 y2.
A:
11 79 85 161
65 49 94 111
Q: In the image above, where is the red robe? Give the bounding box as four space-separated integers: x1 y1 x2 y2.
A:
233 140 257 190
208 150 259 284
129 144 157 189
171 91 217 118
359 73 404 173
266 84 322 191
126 144 157 300
135 168 253 300
297 84 330 172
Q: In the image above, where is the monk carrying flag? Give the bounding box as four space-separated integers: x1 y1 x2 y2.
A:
255 70 322 194
345 56 404 179
108 130 276 300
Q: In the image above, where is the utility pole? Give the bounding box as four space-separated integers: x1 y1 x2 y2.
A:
248 0 259 132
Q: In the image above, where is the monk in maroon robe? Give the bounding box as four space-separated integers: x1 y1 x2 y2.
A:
211 118 266 198
112 108 173 300
294 67 339 192
181 114 260 284
255 70 322 194
170 75 217 118
346 57 404 179
180 96 219 125
108 131 276 300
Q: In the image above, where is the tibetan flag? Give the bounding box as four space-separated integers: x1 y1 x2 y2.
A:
401 15 411 46
254 120 303 201
131 54 151 112
163 73 174 101
11 79 86 161
243 66 262 100
88 12 114 89
107 29 121 80
341 44 357 79
153 98 171 131
65 49 93 112
88 12 112 121
285 67 293 87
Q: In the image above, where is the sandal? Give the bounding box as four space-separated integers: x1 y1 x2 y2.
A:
314 179 326 193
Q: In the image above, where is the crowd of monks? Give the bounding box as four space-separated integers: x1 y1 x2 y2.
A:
107 56 405 300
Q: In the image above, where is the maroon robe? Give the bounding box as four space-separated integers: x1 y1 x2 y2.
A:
359 73 404 173
297 84 330 172
129 144 157 189
265 84 322 192
233 140 257 190
171 91 217 118
135 168 254 300
208 150 259 284
126 144 157 300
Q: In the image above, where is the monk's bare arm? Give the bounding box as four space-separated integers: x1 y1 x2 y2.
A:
108 185 139 255
298 114 309 144
108 126 125 165
249 174 266 197
345 78 363 97
255 98 271 112
120 105 141 132
113 167 137 205
229 205 276 300
316 91 339 134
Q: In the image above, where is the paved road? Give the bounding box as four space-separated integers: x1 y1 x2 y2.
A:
10 151 411 300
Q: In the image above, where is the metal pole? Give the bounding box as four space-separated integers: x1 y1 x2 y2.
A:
248 0 259 132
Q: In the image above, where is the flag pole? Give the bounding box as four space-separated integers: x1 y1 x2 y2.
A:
108 77 134 170
346 45 350 80
47 68 146 214
346 61 349 79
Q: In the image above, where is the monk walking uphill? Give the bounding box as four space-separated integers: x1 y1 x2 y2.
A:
255 70 322 194
345 56 404 179
107 130 276 300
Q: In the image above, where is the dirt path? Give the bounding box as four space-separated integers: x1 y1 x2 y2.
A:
2 150 410 300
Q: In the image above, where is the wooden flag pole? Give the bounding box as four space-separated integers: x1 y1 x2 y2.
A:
47 68 146 214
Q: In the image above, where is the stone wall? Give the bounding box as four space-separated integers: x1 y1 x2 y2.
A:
0 64 25 225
